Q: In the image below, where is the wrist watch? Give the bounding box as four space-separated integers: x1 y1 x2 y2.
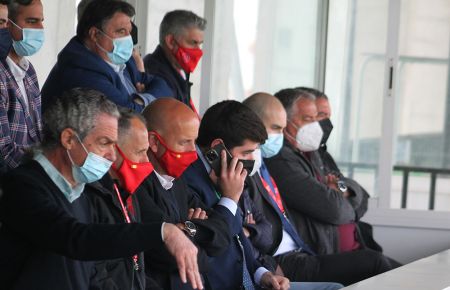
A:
183 221 197 238
337 180 348 193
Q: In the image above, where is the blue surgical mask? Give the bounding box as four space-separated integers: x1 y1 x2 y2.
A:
97 30 133 65
9 20 44 56
261 133 284 158
67 135 113 184
0 28 13 60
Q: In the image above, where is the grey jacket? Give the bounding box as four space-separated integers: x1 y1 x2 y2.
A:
264 141 369 255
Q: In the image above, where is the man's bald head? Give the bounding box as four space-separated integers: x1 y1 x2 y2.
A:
142 98 198 135
243 92 287 135
143 98 199 158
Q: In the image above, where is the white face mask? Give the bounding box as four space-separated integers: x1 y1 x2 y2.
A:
293 121 324 152
250 148 262 176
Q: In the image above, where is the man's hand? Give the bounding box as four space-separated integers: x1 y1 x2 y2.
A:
162 223 203 289
188 208 208 220
216 150 247 203
132 47 145 72
135 82 145 93
326 174 339 190
246 212 256 225
260 272 290 290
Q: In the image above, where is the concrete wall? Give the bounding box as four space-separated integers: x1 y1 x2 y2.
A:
371 225 450 264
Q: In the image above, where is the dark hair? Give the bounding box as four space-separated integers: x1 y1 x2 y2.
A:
197 100 267 150
295 86 328 100
41 88 119 151
159 10 206 44
76 0 135 40
8 0 33 22
117 107 146 140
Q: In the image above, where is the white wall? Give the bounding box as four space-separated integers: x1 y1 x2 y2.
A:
372 225 450 264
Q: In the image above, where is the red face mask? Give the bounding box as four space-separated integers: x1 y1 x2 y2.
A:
173 44 203 73
152 132 198 178
112 145 154 194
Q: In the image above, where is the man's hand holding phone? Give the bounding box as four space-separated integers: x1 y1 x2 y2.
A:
216 150 247 203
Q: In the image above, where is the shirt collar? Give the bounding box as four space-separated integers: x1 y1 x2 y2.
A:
5 56 29 81
107 61 126 73
34 153 85 203
153 170 175 190
196 145 212 174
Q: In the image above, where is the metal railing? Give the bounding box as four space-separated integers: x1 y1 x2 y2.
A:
337 162 450 210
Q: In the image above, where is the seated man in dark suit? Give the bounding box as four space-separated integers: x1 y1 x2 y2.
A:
143 10 205 113
134 98 235 289
267 88 369 255
182 101 291 289
0 88 203 290
243 92 393 286
42 0 166 112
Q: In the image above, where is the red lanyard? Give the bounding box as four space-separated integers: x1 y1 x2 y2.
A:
260 176 285 213
113 184 139 270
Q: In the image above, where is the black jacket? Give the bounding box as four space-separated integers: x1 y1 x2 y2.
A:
0 160 164 290
136 172 232 290
143 45 193 108
265 141 368 255
85 175 156 290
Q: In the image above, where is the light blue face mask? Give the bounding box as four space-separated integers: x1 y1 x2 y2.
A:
67 135 113 184
9 20 44 56
260 133 284 158
97 30 133 65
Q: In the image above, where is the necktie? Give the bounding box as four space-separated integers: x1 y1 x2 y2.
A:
236 234 255 290
260 162 316 255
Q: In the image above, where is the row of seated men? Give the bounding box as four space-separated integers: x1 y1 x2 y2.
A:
0 87 398 290
0 0 400 289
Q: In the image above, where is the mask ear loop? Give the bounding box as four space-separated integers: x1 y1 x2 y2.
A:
67 133 89 166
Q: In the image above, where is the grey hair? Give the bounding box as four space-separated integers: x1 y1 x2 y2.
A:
41 88 119 151
274 88 315 119
159 10 206 45
117 107 147 142
295 86 328 100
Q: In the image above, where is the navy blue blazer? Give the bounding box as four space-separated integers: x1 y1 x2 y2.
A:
182 159 263 290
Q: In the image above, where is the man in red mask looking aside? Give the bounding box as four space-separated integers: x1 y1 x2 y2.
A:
135 98 240 290
144 10 205 114
86 108 158 290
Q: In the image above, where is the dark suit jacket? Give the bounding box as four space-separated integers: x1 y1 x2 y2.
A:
265 141 367 255
135 172 232 290
144 45 193 108
182 159 262 290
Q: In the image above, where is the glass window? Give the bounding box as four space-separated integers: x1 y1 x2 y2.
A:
326 0 450 211
325 0 389 197
208 0 321 105
390 0 450 210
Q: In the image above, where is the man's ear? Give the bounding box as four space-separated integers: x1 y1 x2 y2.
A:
148 132 159 154
210 138 223 149
88 26 99 43
164 34 176 51
61 128 77 150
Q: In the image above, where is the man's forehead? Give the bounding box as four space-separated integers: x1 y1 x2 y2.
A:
104 12 131 28
17 0 43 16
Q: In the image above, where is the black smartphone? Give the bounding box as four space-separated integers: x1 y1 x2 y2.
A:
204 143 255 176
204 143 232 176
